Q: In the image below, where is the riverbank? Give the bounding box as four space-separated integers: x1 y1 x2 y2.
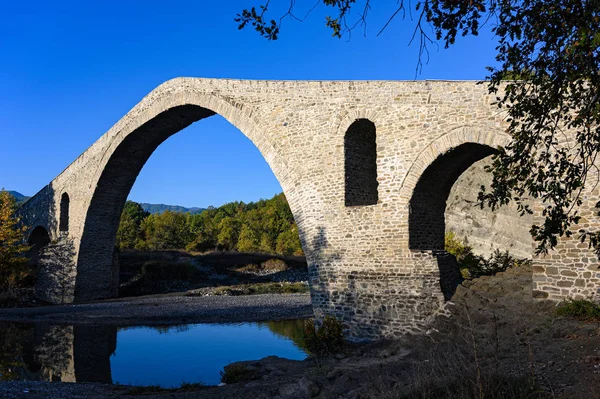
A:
0 293 313 325
118 250 308 298
1 264 598 398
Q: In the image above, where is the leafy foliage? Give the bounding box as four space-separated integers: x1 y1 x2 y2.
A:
116 193 304 256
445 232 530 279
237 1 600 255
304 316 345 356
556 298 600 321
0 190 30 291
115 201 150 250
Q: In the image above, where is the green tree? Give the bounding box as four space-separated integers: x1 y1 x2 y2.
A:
141 211 192 250
259 232 275 253
116 212 138 250
237 224 260 253
0 190 30 290
217 216 240 250
118 193 303 256
238 1 600 254
123 200 150 225
275 224 304 256
115 201 150 250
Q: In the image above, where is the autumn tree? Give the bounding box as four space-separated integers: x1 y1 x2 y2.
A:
237 1 600 255
0 190 30 290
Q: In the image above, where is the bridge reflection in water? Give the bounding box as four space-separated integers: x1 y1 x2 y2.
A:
0 323 116 383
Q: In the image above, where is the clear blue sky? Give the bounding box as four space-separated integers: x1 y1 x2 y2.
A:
0 1 498 208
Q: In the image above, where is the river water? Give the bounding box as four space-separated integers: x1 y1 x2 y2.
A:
0 319 309 387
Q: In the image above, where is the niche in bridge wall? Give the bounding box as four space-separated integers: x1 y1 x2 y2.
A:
60 193 70 233
345 119 378 206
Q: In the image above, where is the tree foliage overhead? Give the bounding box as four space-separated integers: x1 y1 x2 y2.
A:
116 193 303 256
237 1 600 255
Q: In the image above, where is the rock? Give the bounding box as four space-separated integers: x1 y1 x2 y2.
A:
278 377 320 398
269 370 285 377
326 368 344 380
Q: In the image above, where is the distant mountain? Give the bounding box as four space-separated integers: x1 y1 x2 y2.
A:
4 190 30 204
140 203 205 215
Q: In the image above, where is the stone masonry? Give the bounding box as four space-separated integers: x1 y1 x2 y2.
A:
18 78 600 341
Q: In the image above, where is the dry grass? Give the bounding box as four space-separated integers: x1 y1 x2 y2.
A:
209 282 309 296
363 302 556 399
236 258 289 274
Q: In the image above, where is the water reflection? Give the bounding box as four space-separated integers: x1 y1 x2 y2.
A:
0 323 115 383
0 319 308 387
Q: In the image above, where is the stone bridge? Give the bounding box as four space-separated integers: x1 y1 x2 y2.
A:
19 78 599 340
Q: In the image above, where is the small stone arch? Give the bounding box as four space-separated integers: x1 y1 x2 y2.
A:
400 126 512 199
401 127 512 299
409 143 498 251
28 226 51 265
345 119 378 206
28 226 51 248
59 193 70 233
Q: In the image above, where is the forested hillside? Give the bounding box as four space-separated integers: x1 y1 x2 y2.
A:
116 193 303 256
140 203 205 215
2 191 30 205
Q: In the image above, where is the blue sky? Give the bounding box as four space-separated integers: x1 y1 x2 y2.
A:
0 1 498 208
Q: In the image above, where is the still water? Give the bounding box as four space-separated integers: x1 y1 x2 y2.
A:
0 320 308 387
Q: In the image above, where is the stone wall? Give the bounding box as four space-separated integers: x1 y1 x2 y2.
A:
445 157 534 259
531 182 600 301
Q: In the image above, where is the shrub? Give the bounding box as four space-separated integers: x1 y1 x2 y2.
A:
556 298 600 321
220 363 254 384
445 232 481 278
445 232 530 279
212 282 309 296
304 316 345 356
261 258 288 272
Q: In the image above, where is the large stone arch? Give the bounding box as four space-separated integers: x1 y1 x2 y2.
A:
74 86 298 301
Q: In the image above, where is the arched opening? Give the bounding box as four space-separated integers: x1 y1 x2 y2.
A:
409 143 497 251
76 103 303 302
345 119 378 206
27 226 51 269
28 226 51 250
409 143 498 299
59 193 69 233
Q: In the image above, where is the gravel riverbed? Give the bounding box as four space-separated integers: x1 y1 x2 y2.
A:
0 293 313 326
